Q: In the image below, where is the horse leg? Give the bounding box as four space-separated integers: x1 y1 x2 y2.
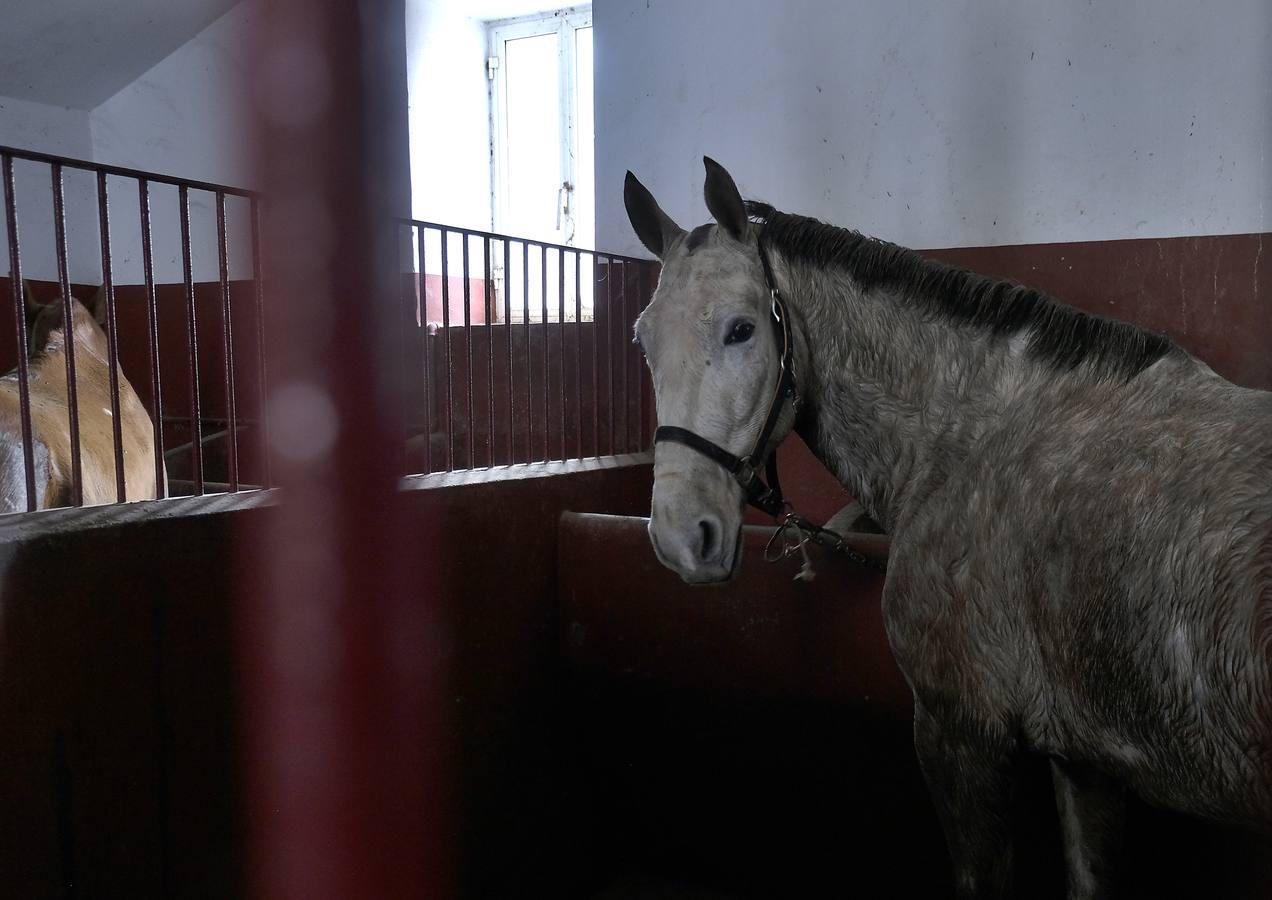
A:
913 702 1017 899
1050 758 1125 900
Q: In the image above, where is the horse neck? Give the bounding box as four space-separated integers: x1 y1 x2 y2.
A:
784 258 1024 532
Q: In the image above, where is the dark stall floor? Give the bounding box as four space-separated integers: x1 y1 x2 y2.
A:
564 674 1272 900
565 676 956 900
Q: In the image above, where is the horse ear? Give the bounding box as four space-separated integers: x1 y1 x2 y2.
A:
86 283 109 326
624 171 683 259
22 279 37 315
703 156 747 240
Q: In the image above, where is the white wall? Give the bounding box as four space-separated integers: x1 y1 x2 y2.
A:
595 0 1272 257
91 2 256 284
405 0 492 231
0 96 102 283
0 3 256 285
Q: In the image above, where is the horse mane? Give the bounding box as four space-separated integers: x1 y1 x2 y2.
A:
746 201 1177 382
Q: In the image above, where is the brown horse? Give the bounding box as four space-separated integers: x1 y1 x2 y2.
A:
0 284 164 511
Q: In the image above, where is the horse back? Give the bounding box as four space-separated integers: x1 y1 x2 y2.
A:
0 320 160 509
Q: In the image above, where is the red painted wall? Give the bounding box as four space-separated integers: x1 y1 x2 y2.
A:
0 459 654 898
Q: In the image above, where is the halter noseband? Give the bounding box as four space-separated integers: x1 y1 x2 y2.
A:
653 238 798 518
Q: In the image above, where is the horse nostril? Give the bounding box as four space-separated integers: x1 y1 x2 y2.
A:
698 518 718 562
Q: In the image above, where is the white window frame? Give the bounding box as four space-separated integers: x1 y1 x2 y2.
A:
487 6 592 248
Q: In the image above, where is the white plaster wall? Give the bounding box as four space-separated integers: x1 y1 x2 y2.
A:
405 0 492 231
90 2 257 284
0 96 102 283
595 0 1272 257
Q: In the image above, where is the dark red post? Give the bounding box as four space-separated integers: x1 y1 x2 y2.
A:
242 2 448 899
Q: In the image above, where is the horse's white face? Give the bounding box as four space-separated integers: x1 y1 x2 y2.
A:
627 159 789 584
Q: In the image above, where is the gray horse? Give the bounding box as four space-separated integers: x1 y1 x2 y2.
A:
625 157 1272 899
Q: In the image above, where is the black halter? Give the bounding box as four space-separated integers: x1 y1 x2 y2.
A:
653 238 798 518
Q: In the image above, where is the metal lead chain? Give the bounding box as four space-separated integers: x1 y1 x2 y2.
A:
763 510 888 580
764 513 818 581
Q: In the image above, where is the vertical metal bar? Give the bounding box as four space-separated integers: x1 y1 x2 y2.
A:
417 225 432 474
541 245 549 462
178 185 203 495
249 197 270 489
396 223 410 477
620 258 630 453
483 235 494 468
139 179 166 498
522 241 531 464
574 251 582 460
606 257 615 456
216 192 239 492
461 235 473 469
558 247 566 462
2 155 37 510
96 172 127 501
591 254 600 459
440 228 454 471
635 262 646 450
503 239 513 466
50 163 83 506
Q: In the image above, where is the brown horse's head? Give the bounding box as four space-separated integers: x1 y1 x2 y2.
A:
25 282 110 360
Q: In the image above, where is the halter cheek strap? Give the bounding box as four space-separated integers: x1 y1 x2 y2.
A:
654 238 798 518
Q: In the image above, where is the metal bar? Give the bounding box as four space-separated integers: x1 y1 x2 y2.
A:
606 257 615 456
249 197 270 490
591 255 601 459
461 235 473 469
417 225 432 474
484 235 494 468
541 245 549 462
50 163 83 506
397 224 411 476
178 184 204 495
139 179 166 498
160 414 260 426
635 262 646 449
503 238 513 466
558 247 566 462
163 424 245 459
440 228 454 471
96 172 127 501
615 261 625 457
0 143 256 199
523 240 531 463
216 193 240 491
2 155 37 510
620 259 630 453
574 250 582 460
400 217 647 264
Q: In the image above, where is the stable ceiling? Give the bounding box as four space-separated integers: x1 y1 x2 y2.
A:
0 0 240 108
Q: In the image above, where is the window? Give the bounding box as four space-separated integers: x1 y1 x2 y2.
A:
489 8 593 248
488 7 594 323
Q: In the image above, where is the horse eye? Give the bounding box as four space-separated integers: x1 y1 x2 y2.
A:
724 320 755 346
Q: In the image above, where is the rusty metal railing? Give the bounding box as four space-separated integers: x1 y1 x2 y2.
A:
1 142 656 515
0 143 268 511
399 219 657 476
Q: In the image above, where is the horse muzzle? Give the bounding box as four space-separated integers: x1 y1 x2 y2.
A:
647 499 743 585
